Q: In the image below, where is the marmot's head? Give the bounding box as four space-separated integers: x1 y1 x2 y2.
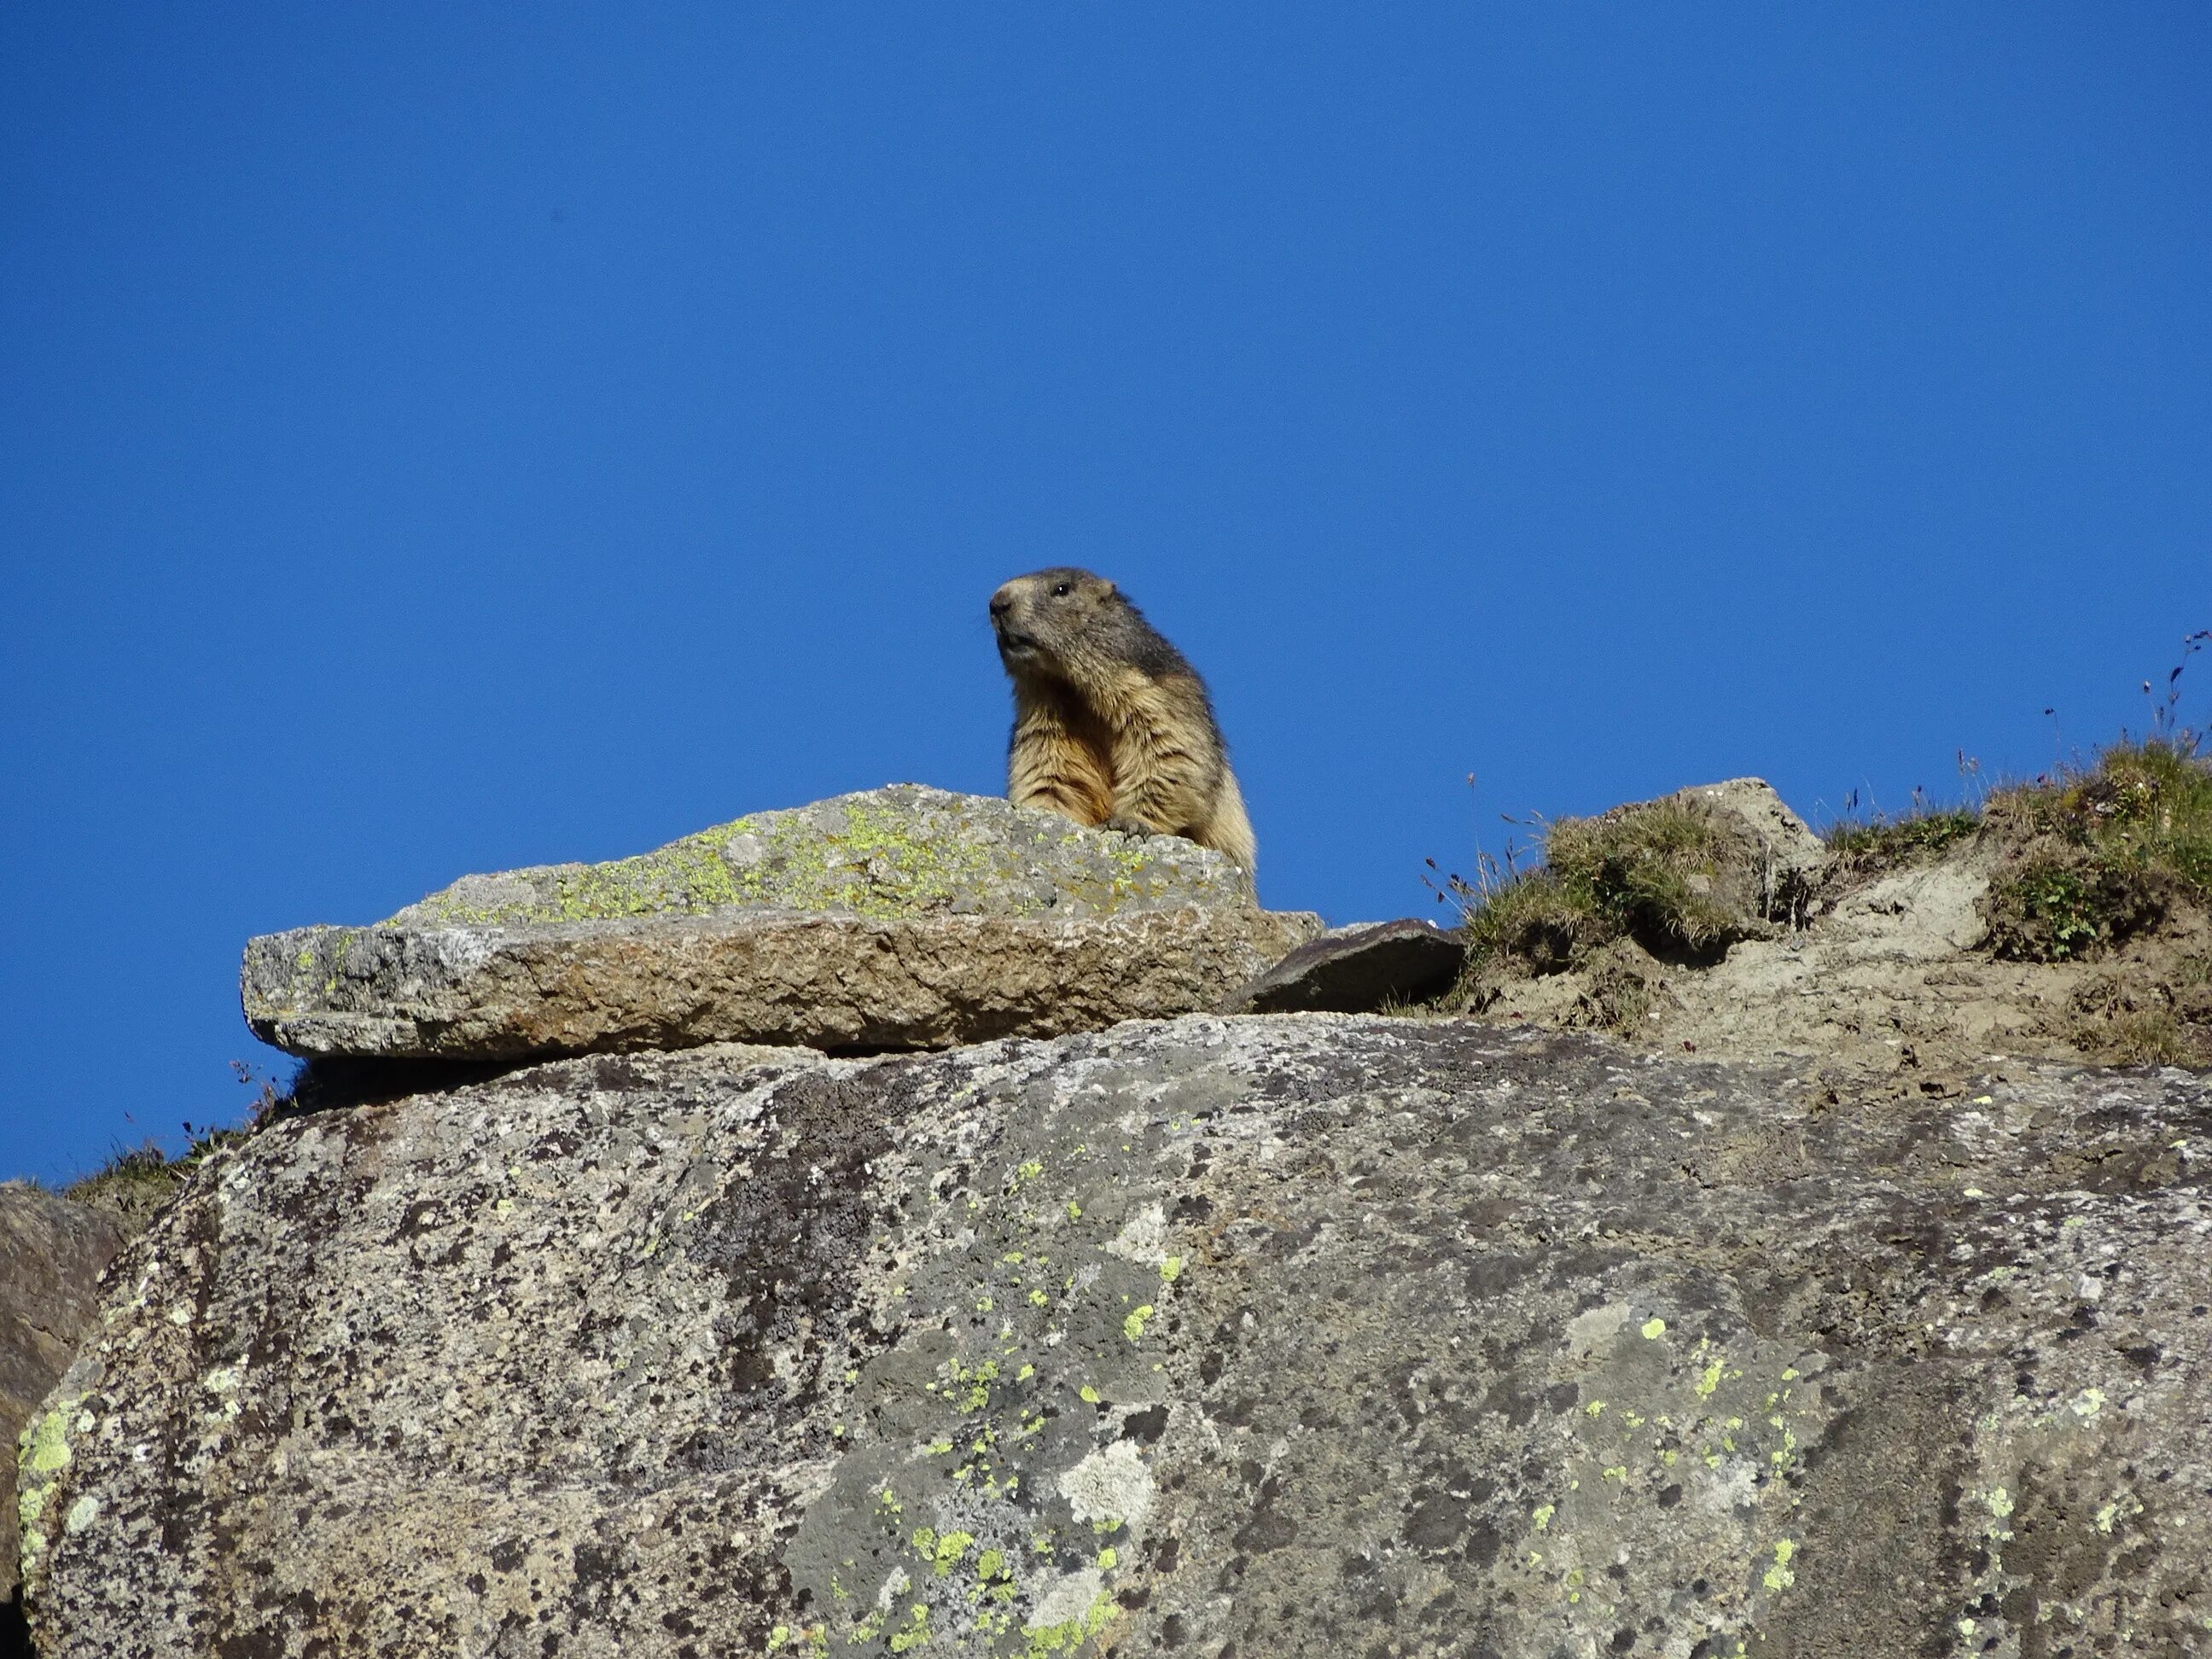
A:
989 567 1122 676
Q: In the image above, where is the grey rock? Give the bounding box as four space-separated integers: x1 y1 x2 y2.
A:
22 1022 2212 1656
241 786 1322 1060
1661 777 1830 922
1 1185 131 1604
1220 917 1464 1013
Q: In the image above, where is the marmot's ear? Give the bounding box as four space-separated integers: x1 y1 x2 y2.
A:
1099 579 1117 597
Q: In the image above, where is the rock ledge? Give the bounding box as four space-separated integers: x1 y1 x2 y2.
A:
242 786 1321 1060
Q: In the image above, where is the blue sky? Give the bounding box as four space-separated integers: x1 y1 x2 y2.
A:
3 5 2207 1184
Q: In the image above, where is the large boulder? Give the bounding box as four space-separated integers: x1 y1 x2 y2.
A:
1 1185 132 1610
241 786 1320 1061
20 1019 2211 1657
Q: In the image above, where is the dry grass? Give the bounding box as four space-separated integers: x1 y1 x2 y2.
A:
63 1063 294 1224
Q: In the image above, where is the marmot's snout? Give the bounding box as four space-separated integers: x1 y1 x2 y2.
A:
988 582 1035 659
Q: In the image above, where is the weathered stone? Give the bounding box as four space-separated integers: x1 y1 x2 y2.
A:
23 1021 2212 1656
241 786 1321 1060
1657 776 1830 922
0 1185 131 1606
1219 917 1464 1013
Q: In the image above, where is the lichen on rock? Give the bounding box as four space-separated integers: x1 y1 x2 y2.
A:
238 786 1322 1062
392 785 1252 928
20 1019 2212 1656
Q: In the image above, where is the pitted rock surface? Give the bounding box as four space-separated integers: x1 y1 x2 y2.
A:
20 1021 2212 1657
240 786 1319 1060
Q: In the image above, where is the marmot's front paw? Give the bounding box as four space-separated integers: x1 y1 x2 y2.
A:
1102 814 1158 839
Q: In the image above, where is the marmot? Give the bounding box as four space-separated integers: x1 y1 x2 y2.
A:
989 567 1258 876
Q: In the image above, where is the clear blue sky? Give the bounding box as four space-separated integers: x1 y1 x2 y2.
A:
4 5 2207 1184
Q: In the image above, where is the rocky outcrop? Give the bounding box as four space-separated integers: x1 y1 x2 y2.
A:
1 1187 131 1610
1219 917 1464 1013
21 1018 2211 1657
242 787 1321 1061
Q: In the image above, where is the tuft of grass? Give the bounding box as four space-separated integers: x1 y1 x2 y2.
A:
1824 809 1981 873
64 1062 294 1225
2096 1009 2205 1067
1982 738 2212 962
1544 800 1755 954
66 1138 216 1225
1445 796 1773 983
1458 868 1599 974
1576 958 1658 1035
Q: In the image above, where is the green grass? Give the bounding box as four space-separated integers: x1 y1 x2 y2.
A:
1982 738 2212 961
1458 868 1598 974
1544 800 1752 953
1823 809 1981 871
1452 796 1767 979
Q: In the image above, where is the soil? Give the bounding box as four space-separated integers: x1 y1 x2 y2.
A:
1455 835 2212 1095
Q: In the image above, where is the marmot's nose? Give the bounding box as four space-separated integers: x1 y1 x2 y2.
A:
988 591 1013 621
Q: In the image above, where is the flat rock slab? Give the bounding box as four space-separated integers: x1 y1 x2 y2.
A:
245 906 1321 1059
242 785 1320 1059
1220 917 1464 1013
0 1185 132 1604
23 1022 2212 1658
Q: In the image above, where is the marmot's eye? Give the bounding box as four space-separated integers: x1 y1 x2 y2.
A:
1051 582 1072 597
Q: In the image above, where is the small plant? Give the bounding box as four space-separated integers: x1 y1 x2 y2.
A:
1981 735 2212 962
1454 869 1598 973
2068 973 2212 1067
1975 630 2212 963
1820 750 1990 875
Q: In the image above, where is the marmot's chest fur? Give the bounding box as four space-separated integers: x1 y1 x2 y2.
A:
990 568 1256 876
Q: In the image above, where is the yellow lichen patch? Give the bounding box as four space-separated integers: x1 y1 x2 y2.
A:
887 1602 932 1652
1762 1537 1796 1592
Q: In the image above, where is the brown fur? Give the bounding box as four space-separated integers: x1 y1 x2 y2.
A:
990 568 1258 876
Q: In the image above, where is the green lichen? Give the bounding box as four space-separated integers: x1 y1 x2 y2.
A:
1021 1592 1116 1656
918 1528 977 1577
17 1400 76 1567
887 1602 932 1652
1762 1537 1797 1592
388 788 1239 932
